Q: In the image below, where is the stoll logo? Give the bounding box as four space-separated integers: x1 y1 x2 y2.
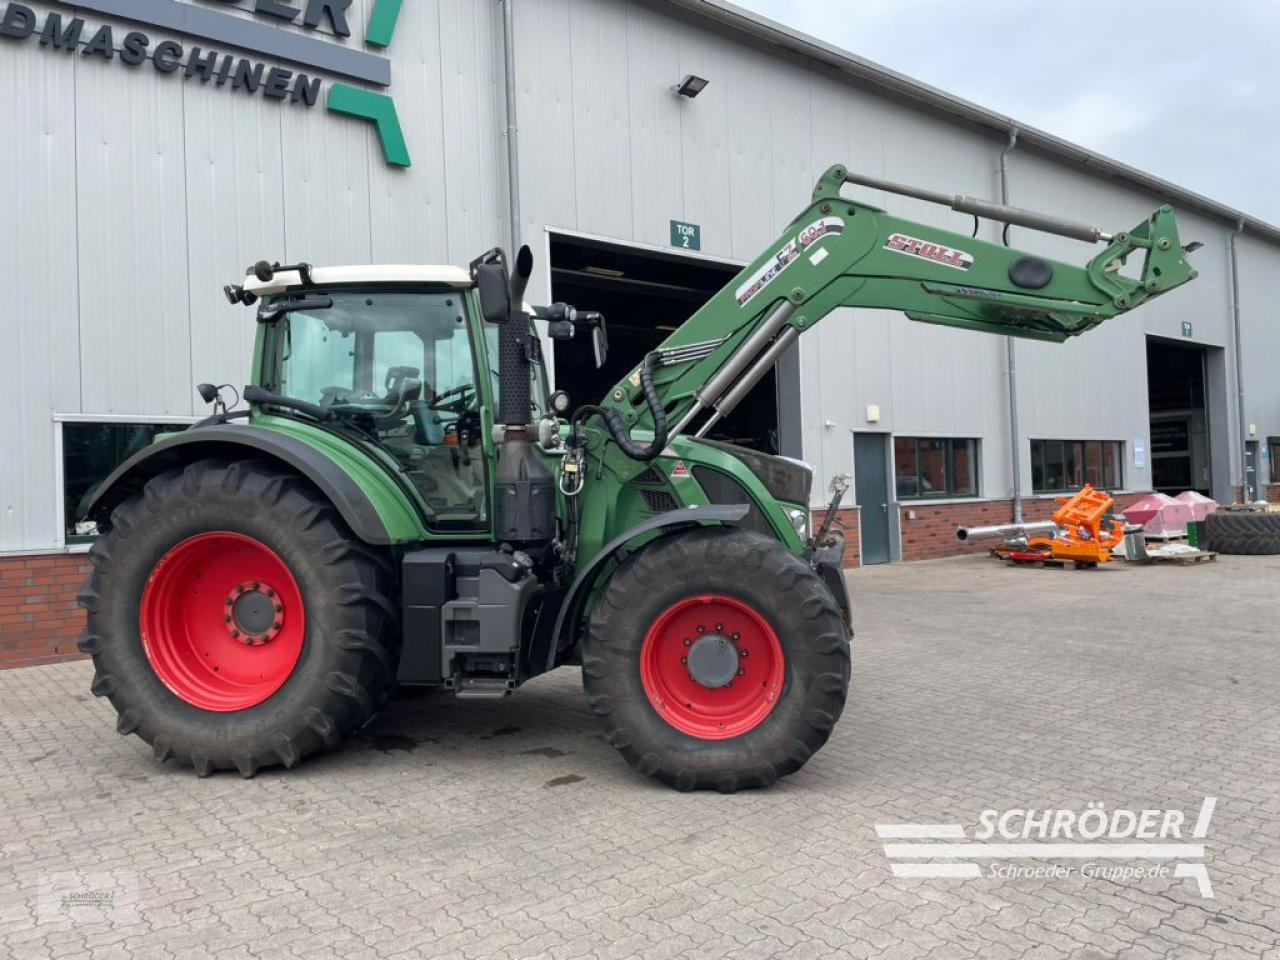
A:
0 0 410 166
877 797 1218 898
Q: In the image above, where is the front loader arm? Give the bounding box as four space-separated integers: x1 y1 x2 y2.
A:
603 163 1197 441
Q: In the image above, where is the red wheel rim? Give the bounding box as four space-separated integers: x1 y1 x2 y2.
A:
639 594 785 739
139 532 305 712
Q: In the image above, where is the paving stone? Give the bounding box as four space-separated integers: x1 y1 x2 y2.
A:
2 554 1278 959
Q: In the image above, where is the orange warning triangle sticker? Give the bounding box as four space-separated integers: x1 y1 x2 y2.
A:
671 459 689 478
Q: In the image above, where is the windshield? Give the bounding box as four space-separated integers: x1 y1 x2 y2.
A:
264 290 490 532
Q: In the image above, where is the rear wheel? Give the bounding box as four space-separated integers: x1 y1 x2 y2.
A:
77 459 398 777
582 527 851 792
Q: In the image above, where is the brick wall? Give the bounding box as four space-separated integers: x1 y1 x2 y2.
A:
812 506 861 568
0 554 92 669
898 492 1153 562
1231 485 1280 503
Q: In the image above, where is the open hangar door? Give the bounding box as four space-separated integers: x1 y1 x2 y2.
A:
547 234 782 453
1146 336 1213 496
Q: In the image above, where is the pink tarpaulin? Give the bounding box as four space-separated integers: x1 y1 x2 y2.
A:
1174 490 1218 522
1122 493 1195 537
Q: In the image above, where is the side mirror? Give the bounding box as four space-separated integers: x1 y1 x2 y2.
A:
591 319 609 370
474 261 510 324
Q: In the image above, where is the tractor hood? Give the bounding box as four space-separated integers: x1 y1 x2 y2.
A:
688 438 814 507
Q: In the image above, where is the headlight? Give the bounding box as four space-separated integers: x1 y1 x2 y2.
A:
784 506 810 539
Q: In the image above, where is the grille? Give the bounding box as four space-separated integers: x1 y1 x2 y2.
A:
632 467 665 485
640 488 678 514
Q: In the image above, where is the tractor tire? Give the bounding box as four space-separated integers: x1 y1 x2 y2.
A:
582 526 851 792
1203 511 1280 555
77 458 398 777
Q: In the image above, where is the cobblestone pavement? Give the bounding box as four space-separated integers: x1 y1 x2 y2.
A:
2 554 1279 959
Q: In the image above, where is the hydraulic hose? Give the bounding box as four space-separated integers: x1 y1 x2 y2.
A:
574 352 668 461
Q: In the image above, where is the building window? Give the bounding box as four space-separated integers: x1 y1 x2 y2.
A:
894 437 978 499
1269 438 1280 485
62 421 188 543
1030 439 1122 493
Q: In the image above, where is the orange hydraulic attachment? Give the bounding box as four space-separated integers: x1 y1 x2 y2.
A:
1026 484 1125 564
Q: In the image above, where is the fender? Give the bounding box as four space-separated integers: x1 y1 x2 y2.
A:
82 422 407 545
543 504 749 672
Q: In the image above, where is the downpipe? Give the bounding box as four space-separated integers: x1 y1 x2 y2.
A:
500 0 521 250
999 128 1023 524
1230 219 1248 502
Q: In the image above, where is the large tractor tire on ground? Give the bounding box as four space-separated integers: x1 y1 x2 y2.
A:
77 459 398 777
1203 511 1280 555
582 526 851 792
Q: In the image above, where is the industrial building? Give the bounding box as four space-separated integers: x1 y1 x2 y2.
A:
3 0 1279 667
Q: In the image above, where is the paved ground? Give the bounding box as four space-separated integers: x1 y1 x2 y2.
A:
2 553 1280 959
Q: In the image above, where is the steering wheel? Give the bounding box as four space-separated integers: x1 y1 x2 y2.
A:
319 385 360 405
428 383 476 413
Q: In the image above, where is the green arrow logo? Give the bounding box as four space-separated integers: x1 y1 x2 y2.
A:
327 0 409 166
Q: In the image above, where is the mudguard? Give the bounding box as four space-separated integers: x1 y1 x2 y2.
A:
543 504 749 672
82 423 398 545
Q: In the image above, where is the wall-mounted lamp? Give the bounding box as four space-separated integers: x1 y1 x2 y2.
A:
673 74 709 98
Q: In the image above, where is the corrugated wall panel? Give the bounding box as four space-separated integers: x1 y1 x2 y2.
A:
437 0 505 264
1237 233 1280 481
182 79 288 406
75 26 192 417
568 0 634 240
0 25 80 552
624 2 684 248
368 0 452 265
515 0 578 250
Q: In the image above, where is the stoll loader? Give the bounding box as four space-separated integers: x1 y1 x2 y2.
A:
78 165 1196 791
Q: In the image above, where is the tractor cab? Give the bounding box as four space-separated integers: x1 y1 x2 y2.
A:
238 264 549 533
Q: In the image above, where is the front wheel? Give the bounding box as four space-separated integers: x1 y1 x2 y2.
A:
582 527 851 792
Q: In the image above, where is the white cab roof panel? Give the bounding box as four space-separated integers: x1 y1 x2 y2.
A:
244 264 472 296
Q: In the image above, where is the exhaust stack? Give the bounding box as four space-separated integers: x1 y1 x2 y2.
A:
471 246 555 548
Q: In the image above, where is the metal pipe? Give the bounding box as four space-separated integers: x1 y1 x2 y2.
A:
999 128 1023 524
696 327 800 437
955 520 1057 543
670 301 796 439
1230 218 1248 501
500 0 521 251
841 170 1111 244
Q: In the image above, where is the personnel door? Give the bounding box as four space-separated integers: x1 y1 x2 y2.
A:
854 433 891 564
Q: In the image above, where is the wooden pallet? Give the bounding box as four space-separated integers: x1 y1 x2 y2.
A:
1128 549 1217 565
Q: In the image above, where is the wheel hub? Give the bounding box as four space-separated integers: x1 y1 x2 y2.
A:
226 582 283 646
686 633 739 689
139 532 305 711
639 595 785 740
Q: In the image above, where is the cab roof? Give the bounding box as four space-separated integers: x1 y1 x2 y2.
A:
243 264 472 296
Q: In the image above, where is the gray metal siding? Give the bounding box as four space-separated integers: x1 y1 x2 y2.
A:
0 0 507 552
4 0 1280 554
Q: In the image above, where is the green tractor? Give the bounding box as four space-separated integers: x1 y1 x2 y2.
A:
78 165 1195 790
